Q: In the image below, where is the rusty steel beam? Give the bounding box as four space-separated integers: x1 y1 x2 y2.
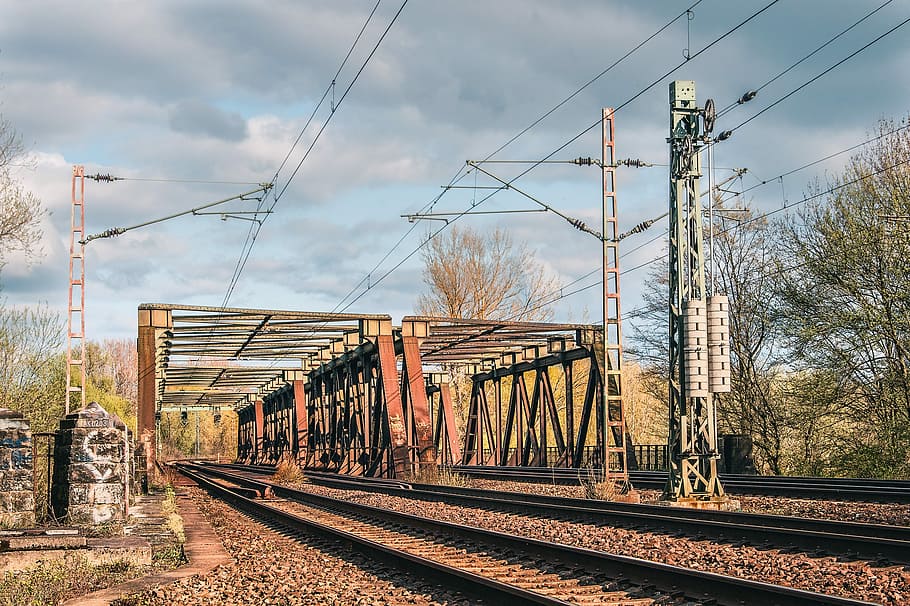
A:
400 336 435 468
253 399 264 463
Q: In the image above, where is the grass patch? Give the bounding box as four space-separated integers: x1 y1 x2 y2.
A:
579 467 625 500
160 486 185 544
86 520 126 538
272 457 306 485
403 465 470 487
0 556 140 606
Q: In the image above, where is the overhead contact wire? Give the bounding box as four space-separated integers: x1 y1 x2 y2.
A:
336 1 782 312
221 0 407 308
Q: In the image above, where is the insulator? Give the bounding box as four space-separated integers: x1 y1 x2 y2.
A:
574 157 594 166
569 217 587 231
707 295 732 393
737 90 758 105
683 299 709 398
618 158 651 168
716 130 733 142
87 173 121 182
629 218 654 235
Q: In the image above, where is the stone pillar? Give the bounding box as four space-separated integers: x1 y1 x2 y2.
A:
0 409 35 528
52 402 127 525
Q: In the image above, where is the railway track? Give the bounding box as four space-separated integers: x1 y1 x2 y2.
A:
176 462 881 605
213 461 910 502
205 462 910 565
450 466 910 503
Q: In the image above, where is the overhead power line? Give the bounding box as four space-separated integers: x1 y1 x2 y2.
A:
716 0 895 118
327 2 707 313
534 153 910 316
715 11 910 146
333 1 783 313
220 0 409 309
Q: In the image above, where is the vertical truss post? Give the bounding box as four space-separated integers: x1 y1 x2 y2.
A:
436 380 462 463
137 307 171 486
374 324 411 477
66 166 86 415
602 110 630 486
665 81 725 502
293 379 308 463
401 320 437 469
253 399 264 464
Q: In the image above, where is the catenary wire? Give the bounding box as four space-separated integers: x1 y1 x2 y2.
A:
328 2 708 312
523 153 910 320
718 13 910 141
221 0 408 308
224 1 384 310
716 0 894 117
333 1 783 313
621 121 910 260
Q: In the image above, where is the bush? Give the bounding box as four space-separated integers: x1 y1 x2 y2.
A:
272 457 305 485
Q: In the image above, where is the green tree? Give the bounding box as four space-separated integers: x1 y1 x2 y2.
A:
777 117 910 478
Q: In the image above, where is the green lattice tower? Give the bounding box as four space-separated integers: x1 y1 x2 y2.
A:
665 81 725 501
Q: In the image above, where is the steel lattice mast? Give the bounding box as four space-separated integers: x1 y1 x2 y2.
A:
665 81 725 502
66 166 87 414
601 108 630 486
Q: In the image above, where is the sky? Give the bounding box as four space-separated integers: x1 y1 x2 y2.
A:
0 0 908 344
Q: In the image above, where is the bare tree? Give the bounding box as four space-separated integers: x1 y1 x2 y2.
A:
85 338 138 408
710 206 789 474
622 360 667 444
0 304 65 432
0 115 44 268
416 225 558 321
628 201 791 473
416 225 560 429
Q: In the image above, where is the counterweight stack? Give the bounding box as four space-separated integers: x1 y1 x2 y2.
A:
707 295 731 394
683 300 709 399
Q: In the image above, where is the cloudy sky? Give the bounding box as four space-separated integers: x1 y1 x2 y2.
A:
0 0 907 342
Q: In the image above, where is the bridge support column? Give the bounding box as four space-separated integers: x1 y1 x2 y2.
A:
137 307 171 488
401 322 436 470
293 380 307 464
253 399 264 464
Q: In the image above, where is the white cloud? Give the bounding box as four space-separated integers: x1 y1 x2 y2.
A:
0 0 905 342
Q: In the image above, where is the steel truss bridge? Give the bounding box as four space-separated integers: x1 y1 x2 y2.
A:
137 304 629 482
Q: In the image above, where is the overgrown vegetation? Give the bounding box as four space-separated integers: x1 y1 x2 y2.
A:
578 465 623 500
0 557 140 606
161 486 185 544
402 465 470 487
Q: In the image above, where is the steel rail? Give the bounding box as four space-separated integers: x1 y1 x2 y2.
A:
204 463 910 560
175 465 572 605
452 466 910 503
180 463 874 605
299 470 910 541
212 461 910 501
295 470 910 563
